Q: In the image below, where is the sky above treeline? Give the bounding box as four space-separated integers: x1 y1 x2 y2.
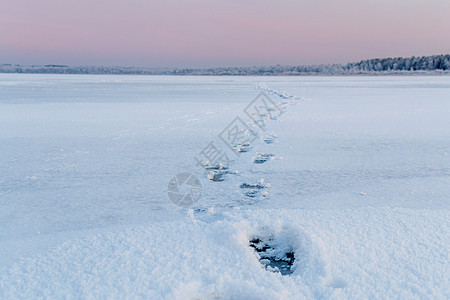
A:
1 0 449 67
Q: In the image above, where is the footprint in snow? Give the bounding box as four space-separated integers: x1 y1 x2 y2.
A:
253 153 275 164
235 143 252 153
249 237 295 275
201 162 237 182
239 179 270 198
263 134 278 144
247 225 328 287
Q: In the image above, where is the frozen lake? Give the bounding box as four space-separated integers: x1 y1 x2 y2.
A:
0 74 449 298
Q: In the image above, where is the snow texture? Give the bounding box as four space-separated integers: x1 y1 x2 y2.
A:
0 75 449 299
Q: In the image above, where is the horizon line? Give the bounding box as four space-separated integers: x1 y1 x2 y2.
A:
2 54 450 70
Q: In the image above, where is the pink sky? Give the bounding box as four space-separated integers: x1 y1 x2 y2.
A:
1 0 449 67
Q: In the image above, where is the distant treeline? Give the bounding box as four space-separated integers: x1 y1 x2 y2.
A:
1 54 449 75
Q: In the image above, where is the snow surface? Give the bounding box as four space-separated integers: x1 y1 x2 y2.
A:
0 75 449 299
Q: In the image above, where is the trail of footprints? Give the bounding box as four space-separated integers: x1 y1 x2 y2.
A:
204 127 277 199
200 86 305 276
200 88 336 280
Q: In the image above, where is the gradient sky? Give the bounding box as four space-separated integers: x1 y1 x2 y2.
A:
1 0 449 67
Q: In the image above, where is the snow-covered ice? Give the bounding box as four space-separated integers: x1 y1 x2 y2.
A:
0 75 449 298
